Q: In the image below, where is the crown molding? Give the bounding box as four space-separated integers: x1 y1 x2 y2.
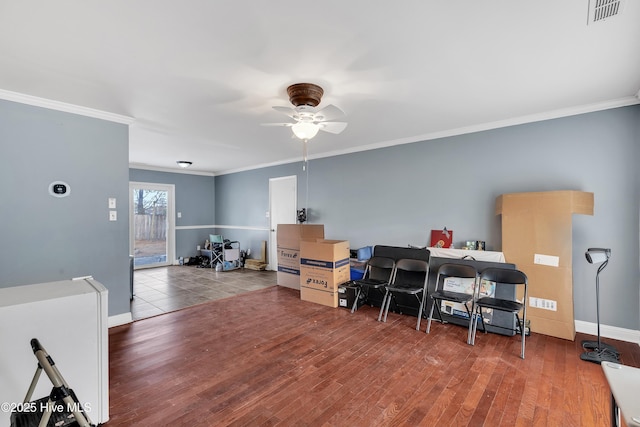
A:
0 89 134 125
3 87 636 176
129 163 216 177
310 96 640 161
216 96 640 176
215 155 306 176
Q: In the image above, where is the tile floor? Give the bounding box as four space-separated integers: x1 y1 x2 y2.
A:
131 265 277 321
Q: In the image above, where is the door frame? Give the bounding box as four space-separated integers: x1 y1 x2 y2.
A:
129 181 176 269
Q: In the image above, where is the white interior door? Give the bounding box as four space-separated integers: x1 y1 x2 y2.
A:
269 176 297 270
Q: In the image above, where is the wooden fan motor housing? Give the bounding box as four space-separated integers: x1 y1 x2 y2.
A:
287 83 324 107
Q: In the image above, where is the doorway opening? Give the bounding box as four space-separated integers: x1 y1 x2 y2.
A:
268 176 297 270
129 182 175 269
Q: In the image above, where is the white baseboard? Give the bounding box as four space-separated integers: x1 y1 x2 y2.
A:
108 312 133 328
575 320 640 345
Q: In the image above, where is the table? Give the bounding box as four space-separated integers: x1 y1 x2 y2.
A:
601 361 640 427
427 247 506 263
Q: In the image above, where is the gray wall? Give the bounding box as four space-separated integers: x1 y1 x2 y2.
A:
214 164 302 259
0 100 130 317
214 105 640 331
129 168 216 259
6 98 635 329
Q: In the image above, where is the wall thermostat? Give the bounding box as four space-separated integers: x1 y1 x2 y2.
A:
49 181 70 198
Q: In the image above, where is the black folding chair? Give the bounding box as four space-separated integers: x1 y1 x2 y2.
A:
351 256 395 313
469 268 528 359
425 263 478 344
378 258 430 331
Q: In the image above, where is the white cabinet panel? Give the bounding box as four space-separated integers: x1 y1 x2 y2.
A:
0 278 108 425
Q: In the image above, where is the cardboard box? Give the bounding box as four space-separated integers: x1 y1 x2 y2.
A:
244 259 267 270
441 277 495 322
300 239 350 292
496 191 593 341
276 224 324 290
300 286 339 308
244 240 267 270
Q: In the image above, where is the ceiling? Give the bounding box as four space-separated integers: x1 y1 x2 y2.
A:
1 1 639 175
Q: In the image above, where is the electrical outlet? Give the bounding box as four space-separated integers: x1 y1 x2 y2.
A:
529 297 557 311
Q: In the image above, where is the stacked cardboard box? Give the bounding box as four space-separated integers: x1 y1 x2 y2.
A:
276 224 325 289
244 260 267 270
245 241 267 270
496 190 594 340
300 239 350 308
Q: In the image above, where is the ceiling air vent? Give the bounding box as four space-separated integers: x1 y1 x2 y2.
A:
588 0 625 24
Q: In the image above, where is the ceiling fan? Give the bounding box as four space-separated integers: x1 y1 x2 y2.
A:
263 83 347 141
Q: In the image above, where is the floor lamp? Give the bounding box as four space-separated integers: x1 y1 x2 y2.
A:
580 247 620 364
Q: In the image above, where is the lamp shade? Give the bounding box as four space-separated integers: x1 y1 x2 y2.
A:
585 248 611 264
291 122 319 140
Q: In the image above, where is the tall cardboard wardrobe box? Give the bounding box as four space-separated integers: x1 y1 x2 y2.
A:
496 191 593 340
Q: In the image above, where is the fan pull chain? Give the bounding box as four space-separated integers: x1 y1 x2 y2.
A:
303 138 309 213
302 139 308 171
305 150 309 212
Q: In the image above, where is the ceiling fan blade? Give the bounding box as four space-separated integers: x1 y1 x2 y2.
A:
272 106 297 118
261 122 293 127
314 104 345 122
318 121 347 134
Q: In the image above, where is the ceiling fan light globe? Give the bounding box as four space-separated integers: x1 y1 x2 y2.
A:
292 122 319 140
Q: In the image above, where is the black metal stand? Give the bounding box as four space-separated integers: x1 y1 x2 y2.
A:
10 339 95 427
581 339 619 354
580 259 620 365
580 347 620 364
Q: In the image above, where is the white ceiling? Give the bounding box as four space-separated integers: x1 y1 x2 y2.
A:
1 1 639 175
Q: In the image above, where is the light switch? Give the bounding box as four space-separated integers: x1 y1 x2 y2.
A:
108 198 116 209
177 212 182 218
109 210 117 221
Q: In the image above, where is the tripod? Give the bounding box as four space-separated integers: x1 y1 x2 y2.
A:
580 250 619 365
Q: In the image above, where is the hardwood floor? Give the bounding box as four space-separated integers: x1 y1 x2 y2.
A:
109 282 640 426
